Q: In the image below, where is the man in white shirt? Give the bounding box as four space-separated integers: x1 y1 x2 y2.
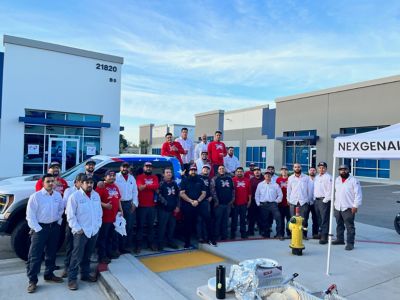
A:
332 165 362 251
26 174 64 293
115 162 138 253
313 162 333 244
194 133 209 160
175 127 194 174
267 166 279 183
255 171 284 240
224 147 240 176
66 175 102 290
287 163 314 239
306 167 320 240
196 151 210 175
62 173 85 278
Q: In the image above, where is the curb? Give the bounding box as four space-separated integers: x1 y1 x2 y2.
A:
98 270 134 300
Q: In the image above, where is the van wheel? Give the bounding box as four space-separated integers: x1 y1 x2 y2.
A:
11 221 31 261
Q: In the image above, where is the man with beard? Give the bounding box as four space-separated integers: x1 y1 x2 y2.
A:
310 165 326 241
197 165 216 246
35 162 68 196
61 173 85 278
244 163 256 180
115 162 138 253
224 147 240 176
196 151 210 175
276 166 291 238
332 165 362 251
211 165 235 241
287 163 314 239
231 167 251 239
267 166 279 183
247 166 263 236
96 170 123 263
161 132 185 166
84 160 101 188
66 175 102 290
26 174 64 293
156 168 180 250
194 133 209 160
135 162 159 253
179 165 207 248
207 131 227 176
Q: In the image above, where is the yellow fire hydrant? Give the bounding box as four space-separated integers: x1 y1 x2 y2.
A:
289 207 305 256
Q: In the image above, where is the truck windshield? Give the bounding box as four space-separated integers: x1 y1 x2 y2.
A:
61 158 103 181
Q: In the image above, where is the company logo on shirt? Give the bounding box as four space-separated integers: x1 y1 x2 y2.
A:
280 181 287 188
237 181 246 188
215 144 224 150
54 180 64 193
106 187 120 199
221 180 230 188
167 186 176 195
145 179 154 185
202 179 209 186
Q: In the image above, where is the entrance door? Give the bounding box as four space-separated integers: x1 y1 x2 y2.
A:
48 138 80 172
310 147 317 169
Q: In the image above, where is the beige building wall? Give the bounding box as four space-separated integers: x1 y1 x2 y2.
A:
195 110 224 141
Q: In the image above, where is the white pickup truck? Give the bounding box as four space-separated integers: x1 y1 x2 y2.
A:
0 154 182 260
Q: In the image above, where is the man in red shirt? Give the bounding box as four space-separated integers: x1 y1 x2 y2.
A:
207 130 227 176
161 133 185 166
96 170 122 263
276 166 291 238
35 162 68 196
244 163 256 180
231 167 251 239
135 162 159 254
247 166 263 236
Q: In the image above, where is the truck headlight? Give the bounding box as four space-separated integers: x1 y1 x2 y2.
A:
0 194 14 215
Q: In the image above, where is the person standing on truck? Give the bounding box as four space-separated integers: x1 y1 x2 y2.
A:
61 173 85 278
161 132 186 166
26 173 65 293
194 133 209 160
135 162 159 254
35 162 68 195
96 170 123 263
175 127 195 174
66 175 102 290
207 131 227 176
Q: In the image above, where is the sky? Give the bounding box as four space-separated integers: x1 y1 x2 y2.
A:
1 0 400 144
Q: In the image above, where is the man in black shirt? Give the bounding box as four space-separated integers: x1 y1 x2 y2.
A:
180 165 207 248
211 165 235 241
156 168 179 251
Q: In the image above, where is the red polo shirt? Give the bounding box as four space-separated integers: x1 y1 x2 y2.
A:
96 183 121 223
136 173 159 207
233 176 251 205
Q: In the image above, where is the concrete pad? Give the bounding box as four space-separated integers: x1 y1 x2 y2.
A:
199 222 400 298
106 254 187 300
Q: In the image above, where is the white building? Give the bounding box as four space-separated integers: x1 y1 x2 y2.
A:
0 35 123 177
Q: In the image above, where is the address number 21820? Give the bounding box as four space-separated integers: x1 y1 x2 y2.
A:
96 63 117 72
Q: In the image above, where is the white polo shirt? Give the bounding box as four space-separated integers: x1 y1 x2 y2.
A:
314 173 333 203
255 181 283 206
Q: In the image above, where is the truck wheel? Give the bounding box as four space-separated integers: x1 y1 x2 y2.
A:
11 221 31 261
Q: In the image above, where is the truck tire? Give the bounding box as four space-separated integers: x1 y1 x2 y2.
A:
11 221 31 261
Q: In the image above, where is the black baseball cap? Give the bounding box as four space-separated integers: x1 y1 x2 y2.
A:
318 162 327 168
85 160 96 166
49 161 61 169
338 164 349 170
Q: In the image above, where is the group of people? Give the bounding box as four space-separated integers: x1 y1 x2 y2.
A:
24 129 363 293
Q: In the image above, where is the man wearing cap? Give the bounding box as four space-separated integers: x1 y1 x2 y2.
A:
26 174 65 293
61 173 85 278
175 127 195 174
84 159 101 188
115 162 138 253
314 162 333 244
247 166 263 236
135 162 159 253
255 171 284 239
231 167 251 239
224 147 240 176
196 151 210 175
96 170 123 263
207 131 227 175
276 166 291 238
179 165 209 248
197 164 216 245
156 168 180 250
66 175 102 290
332 165 362 251
211 165 235 241
287 163 314 238
161 132 186 166
244 163 256 180
35 162 68 195
194 133 209 160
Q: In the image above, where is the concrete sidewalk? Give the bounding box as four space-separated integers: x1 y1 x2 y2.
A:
199 222 400 299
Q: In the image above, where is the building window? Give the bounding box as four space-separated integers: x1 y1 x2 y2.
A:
152 148 161 155
233 147 240 160
341 126 390 179
284 130 317 170
246 146 266 169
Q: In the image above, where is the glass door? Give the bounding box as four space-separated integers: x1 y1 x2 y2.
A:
48 138 80 172
310 147 317 169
